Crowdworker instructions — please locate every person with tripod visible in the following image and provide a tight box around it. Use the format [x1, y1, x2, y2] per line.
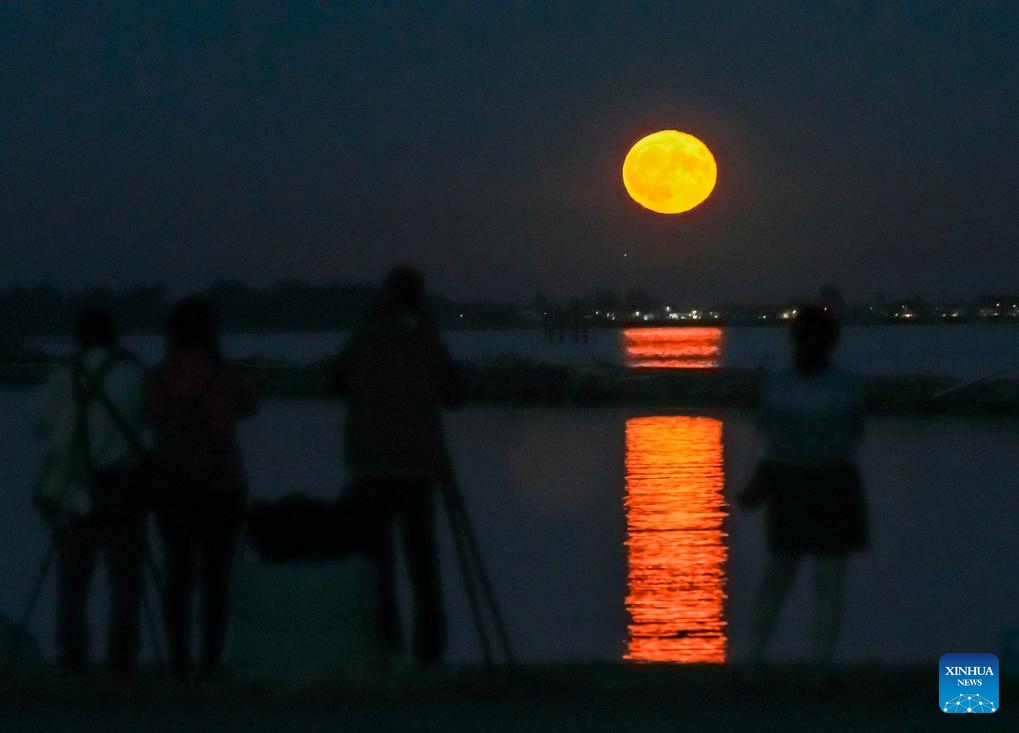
[34, 308, 149, 679]
[331, 267, 465, 666]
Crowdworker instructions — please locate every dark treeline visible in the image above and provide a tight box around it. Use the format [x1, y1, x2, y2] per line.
[0, 280, 523, 337]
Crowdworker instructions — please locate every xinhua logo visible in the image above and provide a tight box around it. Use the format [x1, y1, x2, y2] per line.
[940, 653, 998, 713]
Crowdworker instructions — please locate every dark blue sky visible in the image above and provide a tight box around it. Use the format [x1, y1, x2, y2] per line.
[2, 2, 1017, 303]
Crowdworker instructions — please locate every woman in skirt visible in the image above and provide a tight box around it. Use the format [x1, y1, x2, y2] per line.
[738, 304, 868, 692]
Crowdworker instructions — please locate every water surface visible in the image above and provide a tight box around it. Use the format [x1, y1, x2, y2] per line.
[1, 394, 1017, 665]
[32, 323, 1019, 377]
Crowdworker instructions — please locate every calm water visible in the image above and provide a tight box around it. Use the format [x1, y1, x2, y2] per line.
[33, 323, 1019, 377]
[2, 392, 1017, 665]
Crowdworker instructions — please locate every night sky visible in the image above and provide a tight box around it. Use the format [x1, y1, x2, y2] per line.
[2, 2, 1017, 304]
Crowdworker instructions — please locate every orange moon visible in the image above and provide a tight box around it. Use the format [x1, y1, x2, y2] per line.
[622, 130, 717, 214]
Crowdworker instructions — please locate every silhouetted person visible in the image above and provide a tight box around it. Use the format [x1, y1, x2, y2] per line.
[738, 305, 868, 693]
[145, 298, 258, 681]
[331, 267, 465, 665]
[34, 308, 148, 678]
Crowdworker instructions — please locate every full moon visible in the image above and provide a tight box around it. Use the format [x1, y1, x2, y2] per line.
[622, 130, 717, 215]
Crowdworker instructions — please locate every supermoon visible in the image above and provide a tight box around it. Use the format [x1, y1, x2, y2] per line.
[622, 130, 717, 214]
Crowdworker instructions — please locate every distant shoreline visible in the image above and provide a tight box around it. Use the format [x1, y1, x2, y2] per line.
[3, 359, 1018, 416]
[13, 320, 1019, 339]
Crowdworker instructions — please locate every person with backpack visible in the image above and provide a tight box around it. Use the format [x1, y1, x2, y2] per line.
[145, 298, 258, 681]
[330, 267, 465, 666]
[34, 308, 149, 679]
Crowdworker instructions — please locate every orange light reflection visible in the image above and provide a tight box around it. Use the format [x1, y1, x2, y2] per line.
[622, 327, 722, 369]
[624, 416, 728, 663]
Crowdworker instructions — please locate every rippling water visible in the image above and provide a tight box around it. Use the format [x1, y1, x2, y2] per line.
[624, 416, 727, 663]
[31, 323, 1019, 377]
[622, 328, 722, 369]
[2, 395, 1018, 665]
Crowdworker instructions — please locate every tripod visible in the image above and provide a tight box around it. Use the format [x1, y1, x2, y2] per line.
[1, 525, 167, 680]
[0, 538, 56, 679]
[437, 459, 516, 673]
[140, 542, 167, 672]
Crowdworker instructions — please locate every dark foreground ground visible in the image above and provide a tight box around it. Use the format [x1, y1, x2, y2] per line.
[2, 662, 1014, 732]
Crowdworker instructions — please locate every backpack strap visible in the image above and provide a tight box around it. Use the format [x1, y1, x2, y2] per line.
[72, 350, 147, 470]
[71, 357, 110, 478]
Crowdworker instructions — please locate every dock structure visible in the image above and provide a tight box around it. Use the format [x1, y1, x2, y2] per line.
[542, 302, 589, 344]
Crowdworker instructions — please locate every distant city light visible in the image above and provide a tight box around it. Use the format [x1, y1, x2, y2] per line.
[534, 293, 1018, 327]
